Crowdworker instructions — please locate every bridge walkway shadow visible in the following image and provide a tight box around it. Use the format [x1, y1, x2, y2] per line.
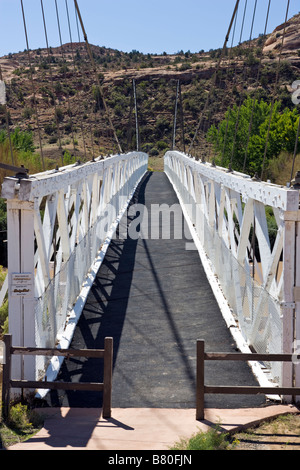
[43, 171, 265, 410]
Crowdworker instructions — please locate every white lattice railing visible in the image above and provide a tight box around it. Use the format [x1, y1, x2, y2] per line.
[165, 150, 300, 393]
[2, 151, 148, 383]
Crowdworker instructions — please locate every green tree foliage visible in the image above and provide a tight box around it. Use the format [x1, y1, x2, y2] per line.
[207, 98, 300, 176]
[0, 127, 35, 158]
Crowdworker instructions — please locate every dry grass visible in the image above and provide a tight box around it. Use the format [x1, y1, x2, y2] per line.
[267, 151, 300, 186]
[148, 155, 164, 172]
[232, 413, 300, 450]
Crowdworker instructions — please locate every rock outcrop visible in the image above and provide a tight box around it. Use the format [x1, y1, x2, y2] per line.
[263, 13, 300, 54]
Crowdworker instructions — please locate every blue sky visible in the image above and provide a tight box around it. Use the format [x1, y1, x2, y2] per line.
[1, 0, 300, 57]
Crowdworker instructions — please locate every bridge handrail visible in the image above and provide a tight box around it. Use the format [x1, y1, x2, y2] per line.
[1, 151, 148, 387]
[164, 150, 300, 393]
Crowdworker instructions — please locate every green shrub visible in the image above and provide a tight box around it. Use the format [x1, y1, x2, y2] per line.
[171, 425, 230, 450]
[7, 403, 44, 434]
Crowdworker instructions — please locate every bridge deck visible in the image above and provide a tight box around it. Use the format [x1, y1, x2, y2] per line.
[45, 172, 265, 409]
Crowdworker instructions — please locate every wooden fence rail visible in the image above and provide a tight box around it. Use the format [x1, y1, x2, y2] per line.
[1, 334, 113, 421]
[196, 339, 300, 420]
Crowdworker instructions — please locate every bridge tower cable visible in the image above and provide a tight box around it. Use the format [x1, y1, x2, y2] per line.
[188, 0, 240, 156]
[20, 0, 45, 170]
[74, 0, 123, 154]
[71, 2, 98, 160]
[127, 84, 134, 152]
[40, 0, 64, 165]
[239, 0, 248, 45]
[133, 79, 140, 152]
[242, 0, 272, 173]
[229, 0, 258, 171]
[74, 1, 81, 43]
[214, 0, 244, 166]
[260, 0, 291, 181]
[218, 0, 240, 166]
[171, 79, 180, 151]
[205, 3, 242, 163]
[178, 81, 186, 153]
[65, 0, 92, 160]
[54, 0, 77, 154]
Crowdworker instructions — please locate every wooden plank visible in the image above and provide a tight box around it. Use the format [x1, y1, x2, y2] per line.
[204, 352, 296, 362]
[10, 380, 104, 392]
[103, 337, 113, 419]
[196, 340, 205, 420]
[11, 347, 105, 358]
[204, 385, 300, 395]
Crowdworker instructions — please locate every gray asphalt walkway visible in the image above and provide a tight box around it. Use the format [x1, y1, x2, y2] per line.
[42, 171, 265, 409]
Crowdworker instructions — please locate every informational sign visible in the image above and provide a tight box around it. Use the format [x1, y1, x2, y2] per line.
[11, 272, 34, 297]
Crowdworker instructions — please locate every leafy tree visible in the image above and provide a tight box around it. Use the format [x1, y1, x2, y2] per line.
[207, 97, 300, 176]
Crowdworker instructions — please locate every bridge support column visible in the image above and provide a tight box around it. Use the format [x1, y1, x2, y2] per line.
[283, 212, 300, 401]
[294, 216, 300, 394]
[7, 199, 36, 389]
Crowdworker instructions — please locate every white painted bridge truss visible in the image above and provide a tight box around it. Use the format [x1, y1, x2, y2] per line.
[165, 150, 300, 392]
[1, 151, 148, 382]
[2, 148, 300, 396]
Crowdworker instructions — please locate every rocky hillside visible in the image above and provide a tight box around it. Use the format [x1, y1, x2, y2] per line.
[1, 13, 300, 167]
[264, 13, 300, 55]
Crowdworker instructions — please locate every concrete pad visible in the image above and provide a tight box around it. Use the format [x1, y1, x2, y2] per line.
[7, 405, 298, 451]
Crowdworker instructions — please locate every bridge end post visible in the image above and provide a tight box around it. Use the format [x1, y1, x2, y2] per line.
[103, 337, 113, 419]
[196, 339, 205, 420]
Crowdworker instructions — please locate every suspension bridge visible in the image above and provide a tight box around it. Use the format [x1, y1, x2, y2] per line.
[1, 0, 300, 416]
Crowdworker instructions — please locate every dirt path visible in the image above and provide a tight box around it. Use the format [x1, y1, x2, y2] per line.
[232, 413, 300, 450]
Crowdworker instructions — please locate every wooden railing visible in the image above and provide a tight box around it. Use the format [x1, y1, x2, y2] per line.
[1, 334, 113, 421]
[196, 339, 300, 420]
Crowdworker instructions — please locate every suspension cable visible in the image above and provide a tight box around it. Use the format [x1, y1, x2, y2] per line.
[20, 0, 45, 170]
[178, 82, 186, 153]
[74, 2, 81, 43]
[65, 0, 89, 159]
[133, 79, 140, 152]
[242, 0, 271, 172]
[40, 0, 64, 164]
[219, 0, 240, 165]
[219, 0, 251, 166]
[239, 0, 248, 44]
[260, 0, 290, 180]
[229, 0, 258, 170]
[172, 80, 180, 150]
[74, 0, 123, 154]
[188, 0, 240, 155]
[54, 0, 77, 153]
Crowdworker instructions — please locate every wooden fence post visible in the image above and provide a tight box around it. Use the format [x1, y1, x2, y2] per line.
[2, 334, 12, 421]
[196, 339, 205, 420]
[103, 337, 113, 419]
